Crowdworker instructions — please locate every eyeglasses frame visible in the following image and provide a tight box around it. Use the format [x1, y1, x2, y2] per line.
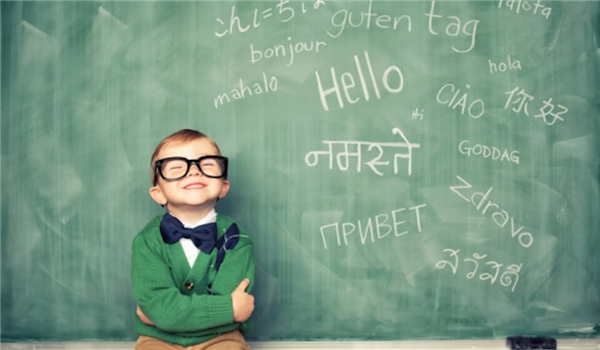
[154, 155, 229, 184]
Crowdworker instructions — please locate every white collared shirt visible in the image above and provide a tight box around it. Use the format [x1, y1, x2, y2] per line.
[175, 209, 217, 267]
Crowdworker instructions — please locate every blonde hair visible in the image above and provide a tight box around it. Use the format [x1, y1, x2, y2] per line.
[150, 129, 222, 185]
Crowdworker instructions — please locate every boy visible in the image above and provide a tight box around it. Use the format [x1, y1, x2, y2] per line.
[131, 129, 255, 350]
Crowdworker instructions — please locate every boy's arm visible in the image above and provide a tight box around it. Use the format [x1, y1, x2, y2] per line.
[131, 235, 234, 333]
[209, 240, 255, 297]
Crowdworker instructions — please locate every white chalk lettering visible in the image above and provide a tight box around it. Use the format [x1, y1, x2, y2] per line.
[319, 205, 427, 249]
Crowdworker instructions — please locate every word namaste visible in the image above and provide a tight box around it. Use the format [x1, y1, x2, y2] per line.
[305, 127, 420, 176]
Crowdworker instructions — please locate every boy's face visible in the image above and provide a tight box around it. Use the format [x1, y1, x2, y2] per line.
[149, 138, 230, 221]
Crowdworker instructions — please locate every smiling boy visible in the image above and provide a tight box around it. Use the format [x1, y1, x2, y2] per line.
[131, 129, 254, 350]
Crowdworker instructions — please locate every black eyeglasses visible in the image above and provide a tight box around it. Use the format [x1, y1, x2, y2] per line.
[154, 156, 228, 183]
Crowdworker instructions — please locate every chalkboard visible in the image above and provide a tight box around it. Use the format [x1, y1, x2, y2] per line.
[2, 0, 599, 342]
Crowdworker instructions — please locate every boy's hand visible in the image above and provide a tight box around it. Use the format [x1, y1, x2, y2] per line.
[136, 305, 154, 326]
[231, 279, 254, 323]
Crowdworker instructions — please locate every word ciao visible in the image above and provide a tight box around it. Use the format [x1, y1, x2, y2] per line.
[498, 0, 552, 19]
[215, 0, 326, 37]
[315, 51, 404, 112]
[436, 83, 485, 119]
[213, 72, 278, 109]
[305, 128, 420, 176]
[458, 140, 520, 165]
[251, 37, 327, 67]
[489, 55, 522, 74]
[320, 204, 427, 249]
[450, 176, 534, 248]
[436, 248, 523, 292]
[327, 1, 479, 53]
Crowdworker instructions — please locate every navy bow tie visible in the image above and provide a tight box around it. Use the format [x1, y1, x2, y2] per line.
[159, 213, 217, 254]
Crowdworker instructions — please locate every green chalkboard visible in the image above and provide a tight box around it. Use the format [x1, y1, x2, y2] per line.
[2, 0, 599, 342]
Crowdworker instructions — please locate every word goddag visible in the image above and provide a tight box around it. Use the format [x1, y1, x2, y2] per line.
[450, 175, 534, 248]
[458, 140, 520, 165]
[305, 127, 420, 176]
[315, 51, 404, 112]
[319, 204, 427, 250]
[327, 1, 479, 54]
[436, 248, 523, 292]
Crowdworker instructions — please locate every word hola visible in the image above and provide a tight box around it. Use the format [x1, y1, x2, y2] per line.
[458, 140, 520, 165]
[319, 204, 427, 249]
[450, 175, 534, 248]
[315, 50, 404, 111]
[250, 37, 327, 67]
[213, 72, 278, 109]
[436, 248, 523, 292]
[498, 0, 551, 20]
[436, 83, 485, 119]
[489, 55, 522, 74]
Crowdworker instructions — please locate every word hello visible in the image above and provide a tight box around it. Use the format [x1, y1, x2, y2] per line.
[315, 50, 404, 111]
[458, 140, 520, 164]
[250, 37, 327, 67]
[327, 0, 479, 53]
[450, 176, 534, 248]
[213, 72, 277, 109]
[436, 248, 523, 292]
[498, 0, 551, 19]
[436, 83, 485, 119]
[489, 55, 522, 74]
[319, 204, 427, 249]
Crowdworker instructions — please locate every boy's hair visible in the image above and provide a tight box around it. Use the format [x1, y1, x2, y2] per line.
[150, 129, 222, 185]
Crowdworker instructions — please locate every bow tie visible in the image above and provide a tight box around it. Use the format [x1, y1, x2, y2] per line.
[159, 213, 217, 254]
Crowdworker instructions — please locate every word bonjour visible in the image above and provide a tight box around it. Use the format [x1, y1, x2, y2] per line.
[450, 176, 534, 248]
[250, 37, 327, 67]
[489, 55, 522, 74]
[319, 204, 427, 249]
[315, 51, 404, 112]
[436, 83, 485, 119]
[436, 248, 522, 292]
[213, 72, 278, 109]
[305, 127, 420, 176]
[498, 0, 552, 19]
[458, 140, 520, 165]
[327, 1, 479, 54]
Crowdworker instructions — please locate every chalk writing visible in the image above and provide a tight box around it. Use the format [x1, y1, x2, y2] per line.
[437, 248, 523, 292]
[326, 1, 480, 53]
[320, 204, 427, 250]
[411, 108, 424, 120]
[305, 128, 420, 176]
[315, 51, 404, 111]
[213, 72, 278, 109]
[250, 37, 327, 67]
[458, 140, 520, 164]
[450, 175, 534, 248]
[489, 55, 522, 74]
[215, 0, 326, 37]
[504, 87, 568, 126]
[498, 0, 551, 19]
[436, 83, 485, 119]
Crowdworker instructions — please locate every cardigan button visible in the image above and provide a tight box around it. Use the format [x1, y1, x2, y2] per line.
[184, 281, 194, 290]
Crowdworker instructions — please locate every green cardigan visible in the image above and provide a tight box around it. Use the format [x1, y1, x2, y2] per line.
[131, 214, 254, 347]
